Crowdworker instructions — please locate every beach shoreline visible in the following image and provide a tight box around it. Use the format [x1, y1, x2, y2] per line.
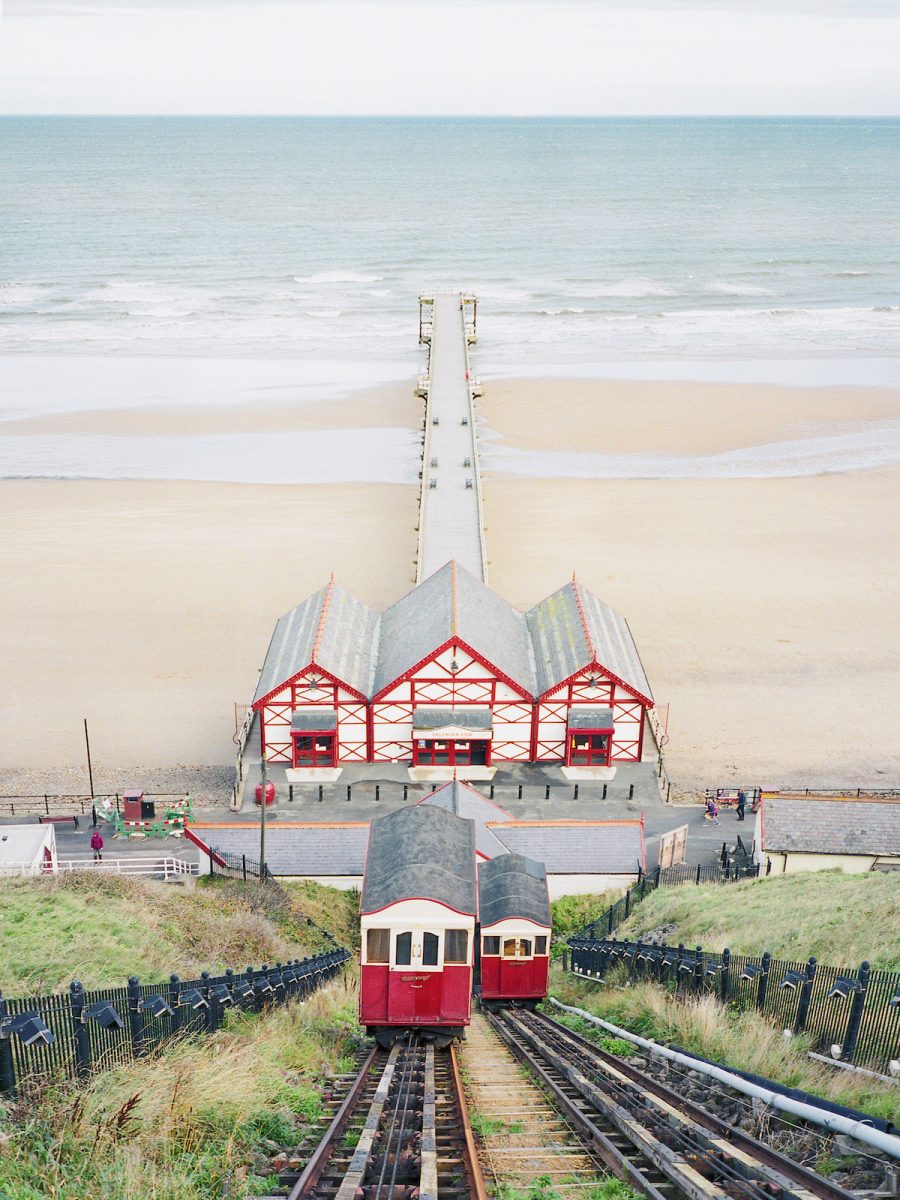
[1, 372, 897, 791]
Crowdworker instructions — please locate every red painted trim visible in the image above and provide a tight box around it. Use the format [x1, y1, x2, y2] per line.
[373, 637, 532, 702]
[311, 578, 335, 665]
[539, 661, 652, 708]
[184, 824, 226, 867]
[361, 899, 477, 919]
[254, 661, 368, 710]
[291, 730, 338, 769]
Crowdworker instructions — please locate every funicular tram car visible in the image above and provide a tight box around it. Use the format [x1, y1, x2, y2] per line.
[477, 853, 551, 1009]
[359, 805, 477, 1047]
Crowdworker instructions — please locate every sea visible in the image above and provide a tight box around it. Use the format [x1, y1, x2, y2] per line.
[1, 116, 899, 481]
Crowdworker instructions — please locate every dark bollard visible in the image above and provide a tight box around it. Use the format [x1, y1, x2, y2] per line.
[375, 785, 380, 802]
[602, 784, 607, 799]
[318, 785, 323, 802]
[403, 784, 408, 802]
[517, 784, 523, 799]
[628, 784, 634, 799]
[545, 784, 551, 800]
[573, 784, 579, 800]
[288, 785, 294, 804]
[346, 784, 351, 802]
[489, 784, 494, 799]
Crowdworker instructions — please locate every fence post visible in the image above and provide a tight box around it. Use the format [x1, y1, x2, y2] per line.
[70, 980, 91, 1079]
[562, 949, 568, 972]
[695, 864, 702, 885]
[639, 875, 646, 901]
[607, 906, 614, 936]
[794, 957, 817, 1033]
[756, 951, 771, 1012]
[624, 888, 631, 918]
[169, 974, 183, 1034]
[655, 865, 661, 887]
[127, 975, 145, 1057]
[720, 948, 730, 1002]
[0, 991, 15, 1095]
[693, 945, 704, 992]
[843, 961, 871, 1062]
[222, 969, 234, 1029]
[201, 971, 215, 1032]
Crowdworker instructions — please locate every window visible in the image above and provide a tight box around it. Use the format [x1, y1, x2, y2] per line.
[422, 931, 440, 966]
[534, 936, 548, 956]
[366, 928, 389, 963]
[395, 931, 412, 966]
[445, 930, 468, 963]
[502, 938, 532, 958]
[482, 936, 500, 955]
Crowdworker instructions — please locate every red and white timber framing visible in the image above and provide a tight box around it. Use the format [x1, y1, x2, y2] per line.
[253, 642, 651, 767]
[255, 666, 369, 766]
[371, 641, 533, 763]
[534, 666, 647, 765]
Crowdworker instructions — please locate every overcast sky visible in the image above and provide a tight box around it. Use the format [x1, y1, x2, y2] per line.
[1, 0, 898, 116]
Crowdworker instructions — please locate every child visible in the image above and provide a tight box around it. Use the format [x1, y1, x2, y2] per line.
[704, 798, 720, 825]
[90, 829, 104, 861]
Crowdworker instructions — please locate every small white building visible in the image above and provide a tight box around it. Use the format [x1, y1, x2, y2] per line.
[0, 824, 58, 877]
[754, 795, 900, 875]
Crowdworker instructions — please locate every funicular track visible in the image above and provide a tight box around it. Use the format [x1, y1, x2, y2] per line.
[485, 1005, 861, 1200]
[262, 1037, 487, 1200]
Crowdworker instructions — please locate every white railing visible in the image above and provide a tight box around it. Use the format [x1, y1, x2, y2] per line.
[0, 857, 199, 880]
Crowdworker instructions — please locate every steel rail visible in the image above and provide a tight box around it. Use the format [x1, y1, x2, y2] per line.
[484, 1009, 673, 1200]
[282, 1045, 380, 1200]
[528, 1007, 860, 1200]
[449, 1042, 490, 1200]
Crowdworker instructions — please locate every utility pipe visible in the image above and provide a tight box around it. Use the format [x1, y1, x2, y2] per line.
[548, 997, 900, 1161]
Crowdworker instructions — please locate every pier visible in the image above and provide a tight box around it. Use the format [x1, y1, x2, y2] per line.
[415, 293, 487, 584]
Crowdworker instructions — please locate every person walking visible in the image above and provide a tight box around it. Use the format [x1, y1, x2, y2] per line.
[90, 829, 104, 861]
[704, 798, 720, 825]
[736, 790, 746, 822]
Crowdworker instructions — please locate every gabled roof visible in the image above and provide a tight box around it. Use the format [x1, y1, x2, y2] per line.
[253, 580, 378, 705]
[526, 580, 652, 703]
[760, 797, 900, 856]
[203, 824, 370, 876]
[361, 805, 477, 915]
[372, 561, 535, 698]
[478, 853, 551, 929]
[490, 821, 644, 874]
[418, 780, 513, 858]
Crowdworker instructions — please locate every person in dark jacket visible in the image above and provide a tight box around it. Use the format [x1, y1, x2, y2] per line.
[90, 830, 104, 860]
[736, 791, 746, 821]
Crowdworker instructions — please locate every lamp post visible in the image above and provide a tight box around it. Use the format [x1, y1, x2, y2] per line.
[259, 751, 267, 876]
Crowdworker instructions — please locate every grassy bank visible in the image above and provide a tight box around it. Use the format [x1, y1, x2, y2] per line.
[550, 890, 625, 954]
[613, 872, 900, 970]
[550, 970, 900, 1126]
[0, 874, 360, 994]
[0, 975, 361, 1200]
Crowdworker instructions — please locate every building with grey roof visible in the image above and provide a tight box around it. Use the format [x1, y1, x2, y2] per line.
[249, 561, 653, 772]
[755, 796, 900, 876]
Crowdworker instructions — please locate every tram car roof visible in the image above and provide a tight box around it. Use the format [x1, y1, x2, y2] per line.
[478, 853, 551, 930]
[361, 805, 477, 916]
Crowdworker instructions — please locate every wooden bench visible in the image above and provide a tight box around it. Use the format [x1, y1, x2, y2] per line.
[39, 814, 81, 829]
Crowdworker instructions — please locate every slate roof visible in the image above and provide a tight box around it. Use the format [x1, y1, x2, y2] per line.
[372, 561, 535, 697]
[252, 565, 651, 710]
[761, 798, 900, 856]
[361, 805, 477, 915]
[253, 582, 377, 705]
[490, 822, 644, 874]
[292, 709, 337, 732]
[418, 781, 512, 858]
[527, 581, 652, 702]
[206, 825, 369, 876]
[478, 853, 551, 929]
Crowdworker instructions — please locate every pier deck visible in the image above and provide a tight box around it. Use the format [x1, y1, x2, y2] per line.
[416, 293, 487, 584]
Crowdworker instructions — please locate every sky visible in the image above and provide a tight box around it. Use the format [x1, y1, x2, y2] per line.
[1, 0, 898, 116]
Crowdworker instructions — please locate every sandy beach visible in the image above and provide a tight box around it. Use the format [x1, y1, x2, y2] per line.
[2, 372, 898, 791]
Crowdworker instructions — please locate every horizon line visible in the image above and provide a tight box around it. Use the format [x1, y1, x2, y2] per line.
[3, 112, 900, 120]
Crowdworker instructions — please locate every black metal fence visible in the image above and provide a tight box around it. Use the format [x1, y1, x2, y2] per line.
[568, 937, 900, 1070]
[0, 793, 190, 819]
[574, 851, 760, 943]
[0, 949, 349, 1096]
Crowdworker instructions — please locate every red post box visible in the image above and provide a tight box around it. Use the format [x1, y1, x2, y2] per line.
[255, 781, 275, 806]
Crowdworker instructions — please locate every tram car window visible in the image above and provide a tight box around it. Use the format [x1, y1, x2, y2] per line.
[477, 853, 551, 1010]
[359, 805, 477, 1048]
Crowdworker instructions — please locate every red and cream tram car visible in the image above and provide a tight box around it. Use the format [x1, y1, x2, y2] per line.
[359, 805, 477, 1047]
[478, 853, 551, 1009]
